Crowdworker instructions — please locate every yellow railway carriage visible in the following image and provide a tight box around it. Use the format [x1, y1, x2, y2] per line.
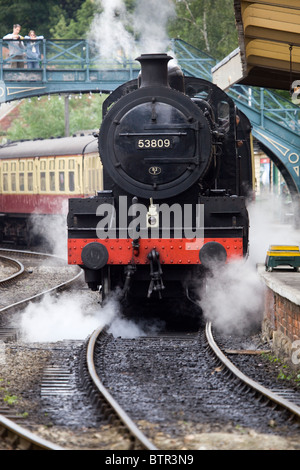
[0, 134, 102, 243]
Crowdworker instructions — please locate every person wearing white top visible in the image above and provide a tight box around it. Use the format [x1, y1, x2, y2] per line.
[3, 24, 25, 68]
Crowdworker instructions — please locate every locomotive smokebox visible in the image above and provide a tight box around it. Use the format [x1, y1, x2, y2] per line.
[136, 53, 172, 88]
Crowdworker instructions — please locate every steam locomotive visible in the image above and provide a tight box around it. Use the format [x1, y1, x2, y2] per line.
[67, 53, 253, 304]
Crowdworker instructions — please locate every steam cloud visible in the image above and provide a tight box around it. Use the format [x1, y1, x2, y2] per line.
[19, 291, 150, 342]
[29, 199, 68, 260]
[199, 260, 264, 335]
[88, 0, 176, 60]
[199, 194, 300, 335]
[247, 196, 299, 265]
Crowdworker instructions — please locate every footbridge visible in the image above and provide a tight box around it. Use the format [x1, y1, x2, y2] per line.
[0, 37, 299, 198]
[174, 41, 300, 200]
[0, 38, 141, 102]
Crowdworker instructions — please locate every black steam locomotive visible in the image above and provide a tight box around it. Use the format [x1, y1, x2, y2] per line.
[67, 53, 253, 304]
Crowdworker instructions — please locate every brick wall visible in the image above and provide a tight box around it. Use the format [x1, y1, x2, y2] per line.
[263, 286, 300, 369]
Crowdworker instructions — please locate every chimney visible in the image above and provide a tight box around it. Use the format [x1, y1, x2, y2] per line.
[136, 53, 172, 88]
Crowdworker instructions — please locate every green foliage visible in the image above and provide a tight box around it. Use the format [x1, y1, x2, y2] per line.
[6, 93, 107, 141]
[0, 0, 238, 59]
[262, 353, 300, 388]
[1, 0, 241, 140]
[50, 0, 99, 39]
[0, 0, 88, 38]
[4, 394, 18, 405]
[169, 0, 238, 60]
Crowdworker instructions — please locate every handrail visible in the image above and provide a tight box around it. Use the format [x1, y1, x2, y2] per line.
[1, 38, 140, 72]
[172, 40, 300, 139]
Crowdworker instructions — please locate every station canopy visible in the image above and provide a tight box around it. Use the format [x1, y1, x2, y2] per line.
[212, 0, 300, 90]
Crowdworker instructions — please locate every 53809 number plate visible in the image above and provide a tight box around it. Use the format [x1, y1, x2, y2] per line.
[136, 138, 172, 149]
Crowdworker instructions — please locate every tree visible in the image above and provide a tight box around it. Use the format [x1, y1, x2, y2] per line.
[168, 0, 238, 60]
[50, 0, 99, 38]
[0, 0, 88, 38]
[0, 0, 53, 37]
[6, 93, 107, 141]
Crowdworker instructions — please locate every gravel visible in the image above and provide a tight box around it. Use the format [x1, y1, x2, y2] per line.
[0, 275, 299, 450]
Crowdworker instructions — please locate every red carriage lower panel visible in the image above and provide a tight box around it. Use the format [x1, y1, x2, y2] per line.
[68, 237, 243, 266]
[0, 194, 81, 216]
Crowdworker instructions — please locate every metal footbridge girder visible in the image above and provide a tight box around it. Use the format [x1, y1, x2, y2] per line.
[228, 85, 300, 196]
[0, 38, 140, 103]
[171, 40, 300, 198]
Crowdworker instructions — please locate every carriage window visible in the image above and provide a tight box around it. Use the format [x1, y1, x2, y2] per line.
[19, 162, 25, 171]
[11, 173, 16, 191]
[3, 163, 8, 172]
[40, 172, 46, 191]
[19, 173, 24, 191]
[3, 174, 8, 191]
[78, 164, 81, 187]
[69, 171, 75, 192]
[68, 159, 75, 170]
[28, 173, 33, 191]
[28, 161, 33, 171]
[11, 162, 16, 172]
[50, 172, 55, 191]
[59, 160, 65, 170]
[40, 161, 46, 171]
[49, 160, 55, 170]
[59, 172, 65, 191]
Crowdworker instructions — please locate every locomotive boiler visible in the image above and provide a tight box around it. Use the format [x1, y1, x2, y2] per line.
[67, 53, 253, 304]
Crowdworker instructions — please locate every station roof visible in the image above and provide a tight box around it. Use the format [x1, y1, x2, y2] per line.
[0, 134, 98, 159]
[212, 0, 300, 90]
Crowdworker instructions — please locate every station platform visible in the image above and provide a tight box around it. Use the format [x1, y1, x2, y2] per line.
[258, 264, 300, 307]
[257, 264, 300, 369]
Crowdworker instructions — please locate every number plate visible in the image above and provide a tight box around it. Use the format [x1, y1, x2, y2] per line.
[136, 138, 173, 149]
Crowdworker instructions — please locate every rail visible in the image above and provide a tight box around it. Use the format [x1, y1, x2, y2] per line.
[86, 326, 158, 450]
[206, 322, 300, 420]
[0, 255, 24, 286]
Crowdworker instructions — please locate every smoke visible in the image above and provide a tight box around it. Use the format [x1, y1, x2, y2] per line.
[88, 0, 176, 60]
[29, 200, 68, 260]
[19, 290, 157, 343]
[247, 195, 299, 266]
[131, 0, 176, 54]
[19, 292, 114, 342]
[199, 260, 264, 335]
[199, 193, 300, 335]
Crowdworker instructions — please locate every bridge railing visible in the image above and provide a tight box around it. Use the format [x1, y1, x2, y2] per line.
[229, 85, 300, 136]
[1, 37, 299, 139]
[0, 38, 140, 81]
[171, 40, 300, 139]
[171, 38, 216, 81]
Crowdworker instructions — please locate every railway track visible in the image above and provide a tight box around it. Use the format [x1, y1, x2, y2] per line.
[0, 248, 82, 450]
[81, 323, 299, 450]
[0, 248, 82, 314]
[1, 256, 299, 450]
[0, 254, 24, 286]
[205, 322, 300, 420]
[85, 327, 158, 450]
